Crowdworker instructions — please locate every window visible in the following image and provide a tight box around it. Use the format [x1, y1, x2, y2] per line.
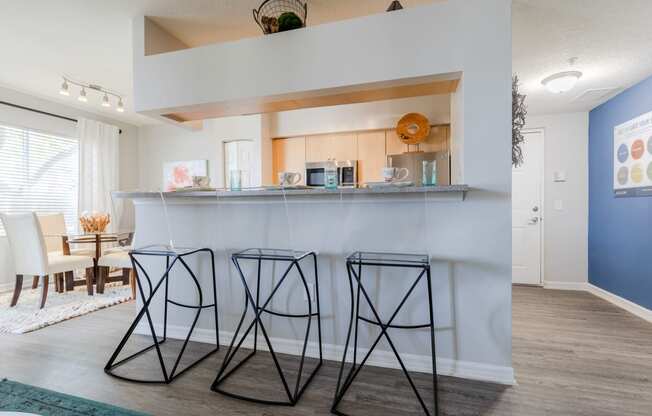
[0, 123, 78, 234]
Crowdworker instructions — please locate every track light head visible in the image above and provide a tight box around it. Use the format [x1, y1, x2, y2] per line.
[116, 98, 124, 112]
[78, 88, 88, 102]
[59, 80, 70, 96]
[101, 93, 111, 107]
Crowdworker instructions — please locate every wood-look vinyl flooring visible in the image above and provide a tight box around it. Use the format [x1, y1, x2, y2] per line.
[1, 286, 651, 415]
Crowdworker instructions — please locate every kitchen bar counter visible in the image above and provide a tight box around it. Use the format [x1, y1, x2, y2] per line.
[114, 184, 468, 201]
[117, 181, 514, 386]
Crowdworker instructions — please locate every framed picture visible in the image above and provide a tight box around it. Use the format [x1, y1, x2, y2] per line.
[613, 111, 652, 198]
[163, 160, 208, 191]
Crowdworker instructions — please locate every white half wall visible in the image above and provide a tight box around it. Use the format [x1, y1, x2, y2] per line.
[525, 112, 589, 287]
[0, 86, 139, 290]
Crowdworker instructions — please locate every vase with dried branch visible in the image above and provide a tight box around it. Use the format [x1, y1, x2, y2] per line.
[79, 212, 111, 234]
[512, 75, 527, 167]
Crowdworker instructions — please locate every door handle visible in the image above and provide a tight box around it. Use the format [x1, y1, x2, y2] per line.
[528, 217, 539, 225]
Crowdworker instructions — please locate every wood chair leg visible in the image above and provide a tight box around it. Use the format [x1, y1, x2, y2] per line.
[85, 268, 94, 296]
[39, 275, 49, 309]
[10, 275, 23, 307]
[65, 271, 74, 291]
[121, 268, 130, 285]
[129, 269, 137, 300]
[56, 273, 65, 293]
[97, 266, 107, 294]
[31, 276, 39, 289]
[54, 275, 60, 293]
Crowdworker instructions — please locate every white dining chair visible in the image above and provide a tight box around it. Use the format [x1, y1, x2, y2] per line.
[36, 213, 95, 292]
[0, 212, 95, 309]
[98, 252, 137, 300]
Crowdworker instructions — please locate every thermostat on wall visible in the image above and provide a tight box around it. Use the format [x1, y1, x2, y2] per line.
[553, 171, 567, 182]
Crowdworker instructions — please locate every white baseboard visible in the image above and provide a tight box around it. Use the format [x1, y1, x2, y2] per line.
[136, 323, 515, 386]
[543, 281, 588, 291]
[586, 284, 652, 323]
[540, 281, 652, 323]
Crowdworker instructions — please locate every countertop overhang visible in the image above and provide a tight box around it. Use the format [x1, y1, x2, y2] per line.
[114, 185, 469, 203]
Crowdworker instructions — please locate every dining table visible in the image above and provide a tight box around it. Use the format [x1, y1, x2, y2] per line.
[62, 231, 132, 295]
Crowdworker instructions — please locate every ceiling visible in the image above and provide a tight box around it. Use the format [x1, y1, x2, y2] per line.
[513, 0, 652, 114]
[0, 0, 651, 126]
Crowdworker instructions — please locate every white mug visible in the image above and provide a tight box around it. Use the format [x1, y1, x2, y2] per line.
[278, 171, 302, 186]
[382, 167, 409, 182]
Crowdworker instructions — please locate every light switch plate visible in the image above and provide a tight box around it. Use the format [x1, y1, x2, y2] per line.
[554, 200, 563, 211]
[553, 171, 567, 182]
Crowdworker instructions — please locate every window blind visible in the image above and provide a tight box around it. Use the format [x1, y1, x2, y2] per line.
[0, 123, 78, 234]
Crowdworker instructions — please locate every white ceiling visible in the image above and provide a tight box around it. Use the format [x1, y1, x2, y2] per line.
[0, 0, 651, 126]
[513, 0, 652, 115]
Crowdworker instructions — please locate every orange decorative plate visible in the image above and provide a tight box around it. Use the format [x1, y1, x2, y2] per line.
[396, 113, 431, 145]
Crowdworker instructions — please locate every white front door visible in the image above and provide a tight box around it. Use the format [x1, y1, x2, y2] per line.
[512, 129, 544, 285]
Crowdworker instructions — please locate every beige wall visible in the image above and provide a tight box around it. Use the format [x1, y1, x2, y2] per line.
[137, 115, 262, 190]
[525, 112, 589, 288]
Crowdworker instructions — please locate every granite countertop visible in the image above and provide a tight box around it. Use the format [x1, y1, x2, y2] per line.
[113, 185, 469, 200]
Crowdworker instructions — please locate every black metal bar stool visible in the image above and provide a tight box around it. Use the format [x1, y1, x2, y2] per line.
[332, 251, 438, 416]
[211, 248, 322, 406]
[104, 244, 220, 384]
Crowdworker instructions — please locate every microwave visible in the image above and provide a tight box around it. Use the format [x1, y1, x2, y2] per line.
[306, 160, 358, 188]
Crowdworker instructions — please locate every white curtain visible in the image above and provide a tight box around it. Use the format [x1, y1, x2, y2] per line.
[76, 118, 121, 232]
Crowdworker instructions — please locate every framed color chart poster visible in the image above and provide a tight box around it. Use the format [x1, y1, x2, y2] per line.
[613, 111, 652, 197]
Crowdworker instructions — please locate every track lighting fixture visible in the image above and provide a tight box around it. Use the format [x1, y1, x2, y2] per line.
[58, 76, 124, 112]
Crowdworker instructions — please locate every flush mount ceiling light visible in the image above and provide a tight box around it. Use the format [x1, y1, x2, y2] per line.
[58, 76, 125, 112]
[541, 71, 583, 94]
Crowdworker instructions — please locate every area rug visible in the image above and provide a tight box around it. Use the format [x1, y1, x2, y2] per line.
[0, 379, 148, 415]
[0, 284, 132, 334]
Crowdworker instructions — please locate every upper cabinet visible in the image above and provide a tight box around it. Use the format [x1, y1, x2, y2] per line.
[357, 131, 387, 184]
[420, 125, 449, 153]
[386, 125, 449, 155]
[272, 125, 450, 186]
[306, 133, 357, 162]
[386, 130, 407, 156]
[272, 137, 306, 185]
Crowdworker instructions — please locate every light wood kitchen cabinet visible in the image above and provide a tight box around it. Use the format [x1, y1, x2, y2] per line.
[306, 132, 357, 162]
[357, 131, 386, 184]
[272, 125, 450, 185]
[385, 129, 407, 155]
[419, 125, 449, 153]
[386, 125, 449, 154]
[272, 137, 306, 185]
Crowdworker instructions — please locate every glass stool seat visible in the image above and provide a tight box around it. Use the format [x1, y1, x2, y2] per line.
[233, 247, 315, 261]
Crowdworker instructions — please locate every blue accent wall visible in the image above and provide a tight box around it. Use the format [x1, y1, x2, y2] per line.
[589, 75, 652, 309]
